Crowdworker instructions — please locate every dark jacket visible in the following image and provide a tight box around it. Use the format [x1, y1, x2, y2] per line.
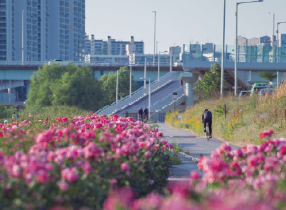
[202, 110, 212, 122]
[144, 108, 148, 115]
[139, 109, 143, 115]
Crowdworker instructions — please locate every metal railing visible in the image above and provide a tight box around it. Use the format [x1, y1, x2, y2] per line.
[0, 61, 182, 67]
[95, 71, 180, 116]
[150, 85, 185, 113]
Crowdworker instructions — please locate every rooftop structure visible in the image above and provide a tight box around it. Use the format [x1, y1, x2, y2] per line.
[85, 35, 144, 56]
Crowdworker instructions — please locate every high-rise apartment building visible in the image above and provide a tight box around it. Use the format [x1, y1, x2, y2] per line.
[0, 0, 85, 62]
[85, 35, 144, 56]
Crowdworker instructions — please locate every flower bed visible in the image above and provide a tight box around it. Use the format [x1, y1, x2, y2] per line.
[0, 114, 172, 209]
[105, 130, 286, 210]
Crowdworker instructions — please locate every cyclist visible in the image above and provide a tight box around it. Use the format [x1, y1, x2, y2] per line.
[202, 109, 212, 138]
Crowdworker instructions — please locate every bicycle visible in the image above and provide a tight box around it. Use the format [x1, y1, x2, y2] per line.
[206, 122, 210, 141]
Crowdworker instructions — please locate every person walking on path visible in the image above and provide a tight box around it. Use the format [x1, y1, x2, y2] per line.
[138, 108, 143, 121]
[143, 108, 149, 122]
[180, 79, 183, 87]
[12, 112, 17, 120]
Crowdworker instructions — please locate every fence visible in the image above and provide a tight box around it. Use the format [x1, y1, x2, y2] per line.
[120, 112, 166, 123]
[95, 71, 180, 116]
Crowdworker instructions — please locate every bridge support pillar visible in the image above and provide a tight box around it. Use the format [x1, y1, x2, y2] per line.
[181, 72, 198, 109]
[185, 82, 193, 108]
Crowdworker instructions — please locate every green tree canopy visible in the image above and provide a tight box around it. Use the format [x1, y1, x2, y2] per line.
[259, 71, 277, 82]
[26, 63, 103, 111]
[99, 66, 137, 106]
[195, 63, 224, 98]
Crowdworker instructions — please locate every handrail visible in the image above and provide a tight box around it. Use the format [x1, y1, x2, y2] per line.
[95, 72, 179, 116]
[150, 85, 185, 112]
[0, 61, 181, 67]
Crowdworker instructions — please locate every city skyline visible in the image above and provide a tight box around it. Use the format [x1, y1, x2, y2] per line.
[85, 0, 286, 54]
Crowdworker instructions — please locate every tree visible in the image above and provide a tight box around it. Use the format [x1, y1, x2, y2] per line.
[26, 63, 104, 111]
[99, 66, 137, 106]
[195, 63, 223, 98]
[259, 71, 277, 82]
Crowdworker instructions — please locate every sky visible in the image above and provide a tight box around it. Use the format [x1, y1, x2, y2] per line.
[85, 0, 286, 54]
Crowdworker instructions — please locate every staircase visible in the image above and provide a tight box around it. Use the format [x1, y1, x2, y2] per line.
[95, 72, 180, 116]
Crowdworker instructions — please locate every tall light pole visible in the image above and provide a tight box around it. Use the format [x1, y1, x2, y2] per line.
[170, 47, 172, 72]
[158, 51, 167, 81]
[152, 11, 156, 66]
[129, 54, 134, 97]
[235, 0, 263, 95]
[276, 21, 286, 63]
[269, 13, 275, 41]
[130, 64, 132, 97]
[116, 70, 127, 105]
[144, 57, 147, 88]
[22, 10, 24, 65]
[148, 78, 151, 120]
[221, 0, 226, 98]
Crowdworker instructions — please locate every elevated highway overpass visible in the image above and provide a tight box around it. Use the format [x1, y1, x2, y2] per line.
[0, 59, 285, 109]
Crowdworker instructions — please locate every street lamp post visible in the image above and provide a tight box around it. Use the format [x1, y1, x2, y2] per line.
[158, 51, 167, 81]
[148, 78, 151, 120]
[170, 48, 172, 72]
[144, 58, 147, 88]
[130, 64, 132, 97]
[276, 21, 286, 63]
[22, 10, 24, 65]
[221, 0, 226, 98]
[141, 77, 151, 120]
[235, 0, 263, 95]
[116, 70, 127, 105]
[152, 11, 156, 66]
[276, 21, 286, 88]
[269, 13, 275, 40]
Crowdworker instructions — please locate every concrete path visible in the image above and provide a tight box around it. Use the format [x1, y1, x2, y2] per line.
[157, 123, 240, 179]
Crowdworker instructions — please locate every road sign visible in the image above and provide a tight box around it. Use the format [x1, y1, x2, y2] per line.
[173, 92, 177, 101]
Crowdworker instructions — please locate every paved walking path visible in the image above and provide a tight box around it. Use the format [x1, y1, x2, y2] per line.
[157, 123, 240, 179]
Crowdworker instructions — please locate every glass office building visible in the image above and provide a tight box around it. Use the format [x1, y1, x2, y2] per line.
[182, 43, 286, 63]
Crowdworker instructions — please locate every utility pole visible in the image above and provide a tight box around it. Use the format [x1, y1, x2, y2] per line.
[144, 58, 147, 88]
[22, 10, 24, 65]
[221, 0, 226, 98]
[152, 11, 156, 66]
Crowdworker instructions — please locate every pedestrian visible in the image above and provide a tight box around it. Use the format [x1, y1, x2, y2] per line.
[180, 79, 183, 86]
[143, 108, 149, 122]
[12, 112, 17, 119]
[138, 108, 143, 121]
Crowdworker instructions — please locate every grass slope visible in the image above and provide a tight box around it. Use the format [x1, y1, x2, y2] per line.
[166, 83, 286, 146]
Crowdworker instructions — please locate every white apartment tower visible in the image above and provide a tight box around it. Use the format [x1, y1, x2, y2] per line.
[1, 0, 85, 62]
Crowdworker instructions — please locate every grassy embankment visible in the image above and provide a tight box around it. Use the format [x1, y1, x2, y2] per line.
[166, 83, 286, 146]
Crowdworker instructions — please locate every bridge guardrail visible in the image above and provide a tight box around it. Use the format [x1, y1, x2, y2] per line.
[150, 85, 185, 113]
[0, 61, 181, 67]
[95, 71, 180, 116]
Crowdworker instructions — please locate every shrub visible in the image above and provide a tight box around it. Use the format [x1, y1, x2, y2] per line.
[0, 114, 172, 209]
[104, 130, 286, 210]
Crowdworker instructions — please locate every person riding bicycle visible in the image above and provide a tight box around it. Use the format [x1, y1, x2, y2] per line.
[138, 108, 143, 121]
[143, 108, 149, 122]
[202, 109, 212, 138]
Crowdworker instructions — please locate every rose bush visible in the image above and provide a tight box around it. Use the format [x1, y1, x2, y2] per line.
[0, 114, 172, 209]
[105, 130, 286, 210]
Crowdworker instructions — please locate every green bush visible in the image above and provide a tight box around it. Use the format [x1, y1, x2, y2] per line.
[185, 123, 190, 129]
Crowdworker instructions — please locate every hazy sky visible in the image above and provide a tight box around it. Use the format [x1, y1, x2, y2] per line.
[85, 0, 286, 54]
